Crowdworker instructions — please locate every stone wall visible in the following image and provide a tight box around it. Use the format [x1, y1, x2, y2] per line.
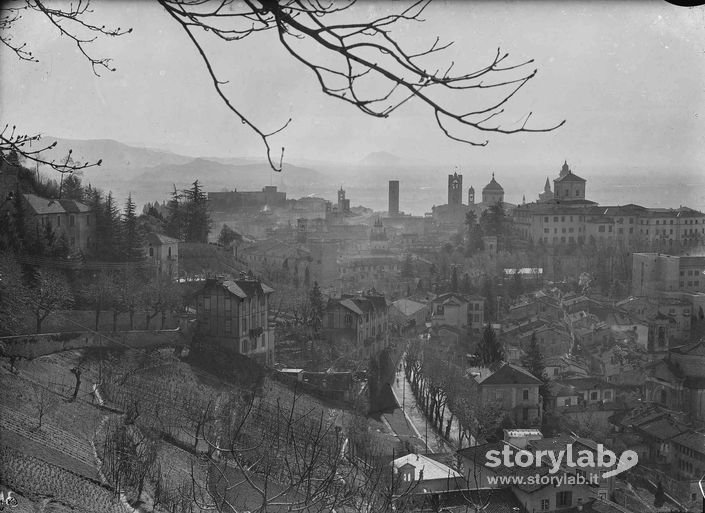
[0, 329, 190, 359]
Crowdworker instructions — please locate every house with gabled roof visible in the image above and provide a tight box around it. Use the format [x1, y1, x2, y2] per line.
[390, 298, 428, 334]
[144, 232, 179, 279]
[322, 292, 389, 358]
[430, 292, 469, 330]
[193, 276, 275, 365]
[391, 453, 463, 494]
[20, 193, 96, 254]
[457, 430, 615, 511]
[473, 362, 543, 426]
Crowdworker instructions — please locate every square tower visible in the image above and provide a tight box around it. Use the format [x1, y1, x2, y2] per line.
[389, 180, 399, 216]
[448, 173, 462, 206]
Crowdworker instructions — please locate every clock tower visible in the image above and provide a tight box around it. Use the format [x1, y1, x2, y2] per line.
[448, 172, 462, 206]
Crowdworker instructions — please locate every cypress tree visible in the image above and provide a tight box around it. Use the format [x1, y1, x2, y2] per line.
[183, 180, 211, 243]
[122, 194, 144, 261]
[165, 185, 183, 240]
[478, 324, 504, 367]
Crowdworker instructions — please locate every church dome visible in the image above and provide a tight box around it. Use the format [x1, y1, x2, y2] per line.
[483, 173, 503, 192]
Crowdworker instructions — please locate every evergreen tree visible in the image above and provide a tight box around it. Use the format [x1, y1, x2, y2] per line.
[450, 266, 459, 292]
[62, 173, 84, 200]
[165, 185, 183, 240]
[11, 184, 26, 252]
[465, 209, 484, 255]
[478, 324, 503, 367]
[97, 192, 122, 260]
[182, 180, 211, 243]
[522, 332, 551, 413]
[480, 202, 506, 237]
[122, 194, 144, 261]
[521, 332, 544, 378]
[309, 281, 324, 334]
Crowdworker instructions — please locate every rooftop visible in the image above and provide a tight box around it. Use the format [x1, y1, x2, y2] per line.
[392, 453, 461, 481]
[483, 173, 504, 192]
[475, 362, 543, 386]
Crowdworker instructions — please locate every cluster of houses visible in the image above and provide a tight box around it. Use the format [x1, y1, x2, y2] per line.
[387, 428, 628, 513]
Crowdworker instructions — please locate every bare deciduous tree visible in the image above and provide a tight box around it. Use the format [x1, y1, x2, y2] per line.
[27, 267, 74, 332]
[33, 383, 57, 430]
[2, 0, 564, 172]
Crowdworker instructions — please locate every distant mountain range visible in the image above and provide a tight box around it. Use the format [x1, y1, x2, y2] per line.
[31, 136, 705, 215]
[36, 136, 325, 207]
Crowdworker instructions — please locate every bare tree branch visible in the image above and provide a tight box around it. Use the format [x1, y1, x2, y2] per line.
[2, 0, 564, 174]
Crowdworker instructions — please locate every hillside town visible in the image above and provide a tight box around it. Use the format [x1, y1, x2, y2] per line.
[2, 150, 705, 512]
[2, 1, 705, 513]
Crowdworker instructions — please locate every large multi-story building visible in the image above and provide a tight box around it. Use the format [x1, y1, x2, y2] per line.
[208, 186, 287, 212]
[632, 253, 705, 296]
[193, 276, 275, 366]
[514, 162, 705, 249]
[19, 193, 96, 254]
[322, 292, 389, 358]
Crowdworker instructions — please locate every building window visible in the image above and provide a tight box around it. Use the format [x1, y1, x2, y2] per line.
[540, 499, 550, 511]
[57, 215, 61, 226]
[224, 319, 231, 334]
[203, 297, 211, 311]
[69, 215, 75, 227]
[149, 246, 154, 257]
[590, 391, 599, 401]
[168, 247, 172, 258]
[604, 390, 612, 401]
[522, 389, 529, 400]
[556, 491, 572, 507]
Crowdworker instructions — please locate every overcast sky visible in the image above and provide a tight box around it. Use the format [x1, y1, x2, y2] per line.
[2, 0, 704, 172]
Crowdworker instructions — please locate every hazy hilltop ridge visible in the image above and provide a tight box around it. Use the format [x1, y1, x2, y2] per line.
[359, 151, 402, 166]
[28, 136, 705, 216]
[35, 136, 325, 207]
